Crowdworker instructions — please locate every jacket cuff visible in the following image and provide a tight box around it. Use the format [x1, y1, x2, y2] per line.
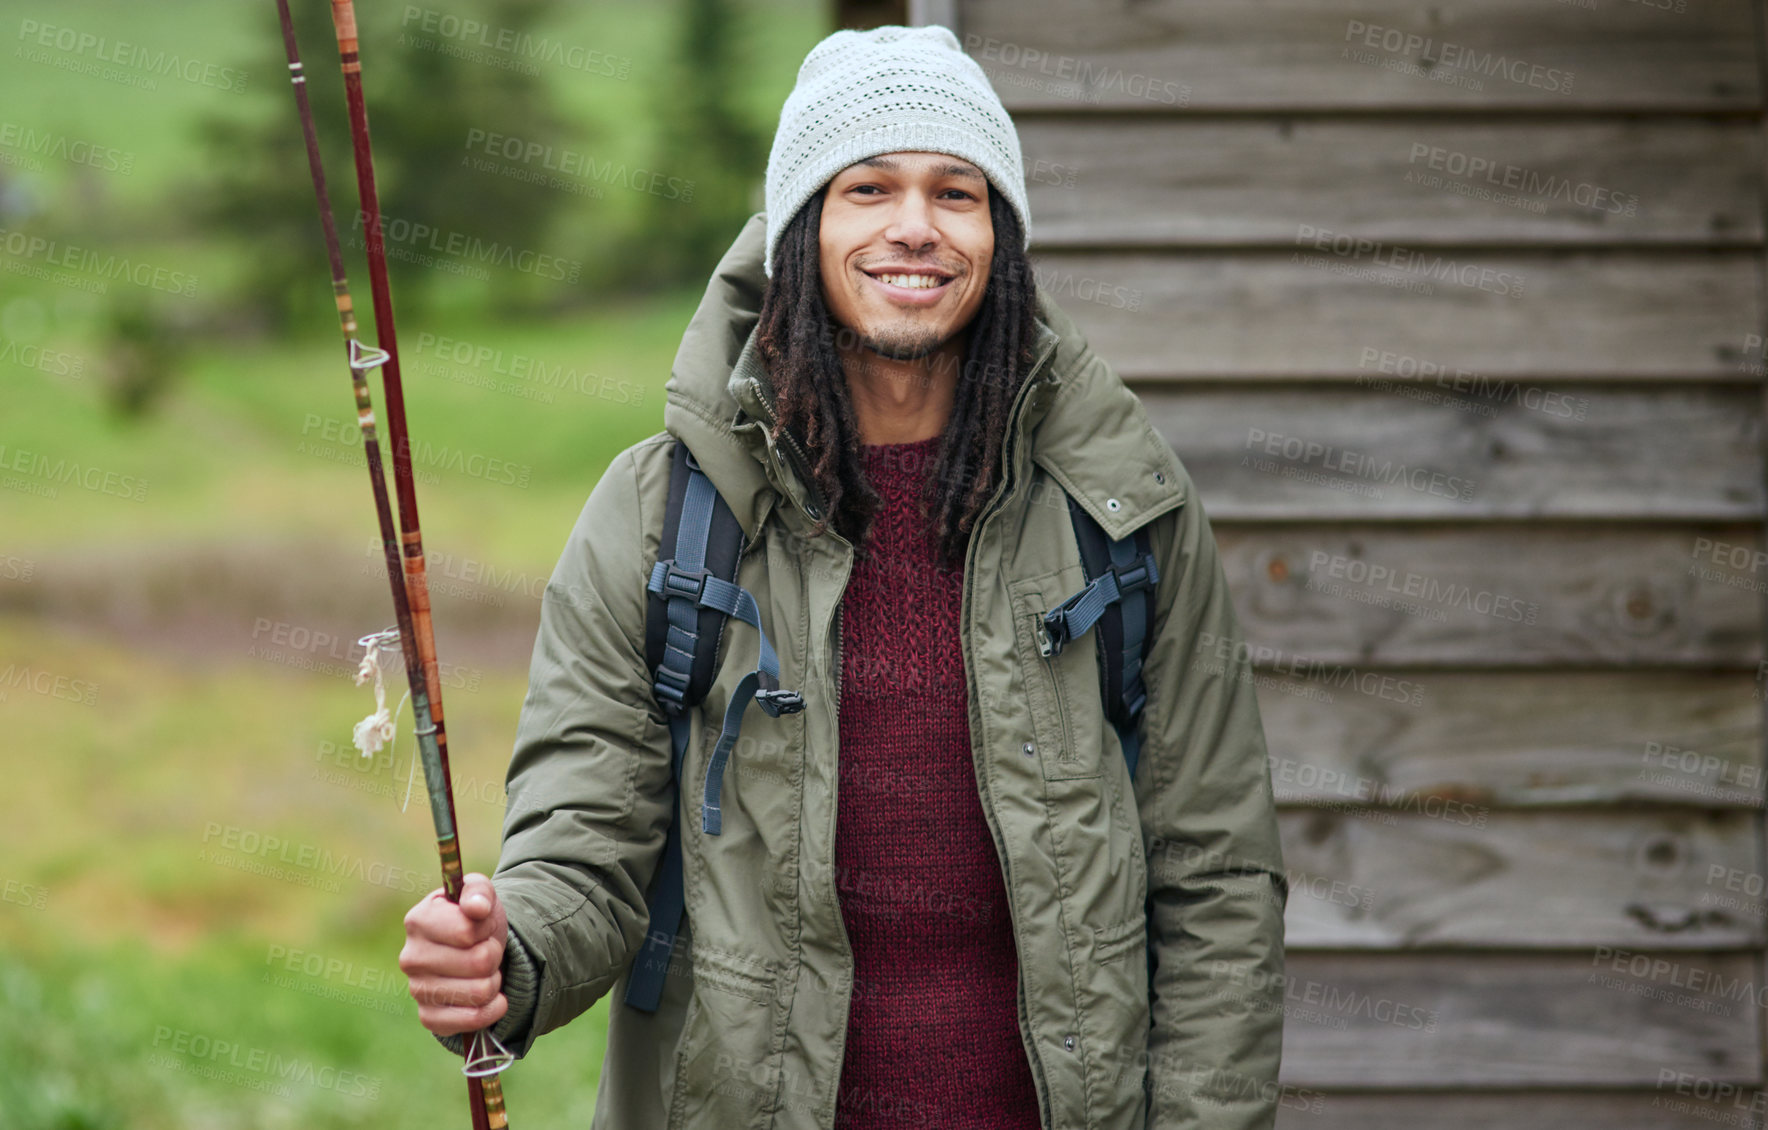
[433, 923, 543, 1060]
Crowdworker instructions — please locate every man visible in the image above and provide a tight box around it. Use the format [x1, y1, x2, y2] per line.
[400, 24, 1287, 1130]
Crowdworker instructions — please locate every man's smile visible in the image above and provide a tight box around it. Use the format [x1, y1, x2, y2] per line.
[859, 264, 956, 306]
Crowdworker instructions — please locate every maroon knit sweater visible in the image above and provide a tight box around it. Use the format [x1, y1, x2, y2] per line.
[832, 435, 1042, 1130]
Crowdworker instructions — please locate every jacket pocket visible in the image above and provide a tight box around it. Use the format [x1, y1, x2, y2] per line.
[667, 946, 782, 1130]
[1091, 911, 1147, 965]
[1078, 911, 1152, 1127]
[1009, 571, 1106, 780]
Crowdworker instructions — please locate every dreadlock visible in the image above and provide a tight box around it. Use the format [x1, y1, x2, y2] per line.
[754, 187, 1041, 569]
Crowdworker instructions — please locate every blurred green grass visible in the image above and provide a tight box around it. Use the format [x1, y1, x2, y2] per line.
[0, 278, 697, 1126]
[2, 291, 699, 557]
[0, 0, 829, 1124]
[0, 611, 624, 1128]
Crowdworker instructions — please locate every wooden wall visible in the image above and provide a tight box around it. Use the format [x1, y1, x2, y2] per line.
[923, 0, 1768, 1123]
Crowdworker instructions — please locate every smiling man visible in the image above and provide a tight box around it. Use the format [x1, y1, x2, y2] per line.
[813, 151, 991, 445]
[399, 24, 1287, 1130]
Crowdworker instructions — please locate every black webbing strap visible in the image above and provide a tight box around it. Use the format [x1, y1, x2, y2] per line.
[625, 443, 800, 1013]
[1045, 495, 1163, 994]
[626, 445, 735, 1012]
[1041, 495, 1159, 783]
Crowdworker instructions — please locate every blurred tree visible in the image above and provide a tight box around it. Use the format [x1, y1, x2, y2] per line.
[616, 0, 771, 290]
[100, 293, 183, 419]
[195, 0, 578, 332]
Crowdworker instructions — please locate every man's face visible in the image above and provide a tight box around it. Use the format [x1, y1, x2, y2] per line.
[818, 151, 995, 363]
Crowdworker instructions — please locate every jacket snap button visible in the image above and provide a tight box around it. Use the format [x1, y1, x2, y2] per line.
[1063, 1035, 1076, 1051]
[1022, 742, 1036, 757]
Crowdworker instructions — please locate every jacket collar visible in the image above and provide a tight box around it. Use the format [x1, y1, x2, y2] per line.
[662, 212, 1185, 545]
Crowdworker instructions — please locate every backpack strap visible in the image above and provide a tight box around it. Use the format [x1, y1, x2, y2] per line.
[644, 443, 745, 718]
[624, 442, 802, 1013]
[1043, 492, 1167, 994]
[1039, 495, 1160, 783]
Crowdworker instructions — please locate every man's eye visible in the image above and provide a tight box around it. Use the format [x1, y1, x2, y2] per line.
[846, 185, 974, 199]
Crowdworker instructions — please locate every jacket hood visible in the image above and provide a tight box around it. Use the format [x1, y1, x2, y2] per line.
[661, 211, 1186, 545]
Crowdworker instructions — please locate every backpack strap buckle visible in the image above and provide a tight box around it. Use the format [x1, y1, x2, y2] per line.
[1111, 555, 1159, 598]
[1039, 552, 1160, 658]
[755, 687, 805, 716]
[651, 559, 712, 603]
[1038, 602, 1078, 658]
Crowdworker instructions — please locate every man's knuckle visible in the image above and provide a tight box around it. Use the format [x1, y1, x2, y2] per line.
[441, 920, 473, 949]
[469, 941, 501, 976]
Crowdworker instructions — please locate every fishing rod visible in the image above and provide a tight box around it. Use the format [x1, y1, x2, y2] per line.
[273, 1, 510, 1126]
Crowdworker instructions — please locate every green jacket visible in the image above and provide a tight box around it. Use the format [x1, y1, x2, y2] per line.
[466, 211, 1288, 1129]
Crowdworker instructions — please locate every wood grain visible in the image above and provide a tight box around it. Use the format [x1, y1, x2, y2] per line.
[1271, 951, 1760, 1086]
[1143, 383, 1764, 519]
[1278, 809, 1763, 949]
[1273, 1090, 1767, 1130]
[962, 0, 1758, 110]
[1252, 669, 1763, 809]
[1022, 117, 1761, 247]
[1029, 251, 1760, 379]
[1212, 523, 1763, 666]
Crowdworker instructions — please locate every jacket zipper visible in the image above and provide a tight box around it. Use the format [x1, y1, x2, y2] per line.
[758, 348, 1058, 1126]
[750, 378, 832, 525]
[961, 354, 1059, 1130]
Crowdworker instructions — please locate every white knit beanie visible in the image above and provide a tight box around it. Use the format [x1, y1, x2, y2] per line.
[762, 24, 1030, 279]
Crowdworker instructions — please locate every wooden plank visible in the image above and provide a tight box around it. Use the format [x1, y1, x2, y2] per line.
[1213, 523, 1762, 666]
[1022, 117, 1762, 247]
[1254, 670, 1763, 809]
[1142, 383, 1764, 520]
[907, 0, 957, 29]
[841, 0, 908, 30]
[1271, 952, 1760, 1086]
[1029, 251, 1759, 380]
[1279, 809, 1763, 949]
[1274, 1090, 1767, 1130]
[961, 0, 1759, 110]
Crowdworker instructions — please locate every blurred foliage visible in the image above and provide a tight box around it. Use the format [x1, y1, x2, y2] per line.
[617, 0, 772, 289]
[195, 0, 780, 328]
[0, 0, 823, 420]
[194, 0, 579, 331]
[100, 293, 186, 418]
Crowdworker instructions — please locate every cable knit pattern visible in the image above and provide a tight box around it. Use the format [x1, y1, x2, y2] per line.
[833, 435, 1041, 1129]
